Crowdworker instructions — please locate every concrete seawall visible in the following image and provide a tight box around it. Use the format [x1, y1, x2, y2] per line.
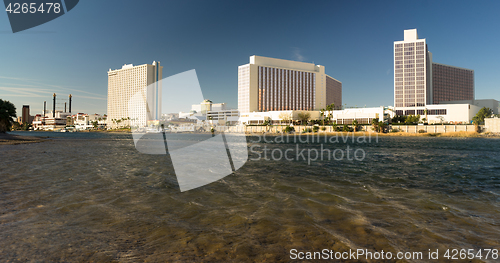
[485, 118, 500, 133]
[214, 125, 478, 134]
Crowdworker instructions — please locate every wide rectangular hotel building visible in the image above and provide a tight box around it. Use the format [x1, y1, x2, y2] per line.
[107, 61, 162, 128]
[238, 55, 341, 113]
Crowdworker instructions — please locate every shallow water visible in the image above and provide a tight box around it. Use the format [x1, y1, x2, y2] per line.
[1, 131, 499, 262]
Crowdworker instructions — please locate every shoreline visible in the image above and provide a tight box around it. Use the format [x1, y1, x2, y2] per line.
[244, 130, 500, 138]
[0, 133, 49, 145]
[7, 129, 500, 140]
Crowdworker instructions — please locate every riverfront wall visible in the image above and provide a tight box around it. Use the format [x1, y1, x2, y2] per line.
[214, 125, 477, 134]
[485, 118, 500, 133]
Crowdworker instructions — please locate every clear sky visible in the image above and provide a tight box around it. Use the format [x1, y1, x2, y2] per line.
[1, 0, 499, 116]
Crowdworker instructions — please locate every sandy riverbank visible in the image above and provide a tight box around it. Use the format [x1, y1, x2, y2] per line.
[0, 133, 49, 145]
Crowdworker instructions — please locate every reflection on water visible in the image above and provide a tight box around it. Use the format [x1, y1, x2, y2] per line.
[1, 132, 499, 262]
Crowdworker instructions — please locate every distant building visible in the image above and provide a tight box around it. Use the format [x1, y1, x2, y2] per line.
[432, 63, 474, 104]
[393, 29, 491, 124]
[161, 113, 179, 121]
[21, 105, 34, 124]
[72, 113, 107, 130]
[238, 55, 342, 113]
[206, 109, 239, 125]
[189, 99, 226, 115]
[32, 110, 71, 130]
[107, 61, 162, 128]
[179, 99, 228, 121]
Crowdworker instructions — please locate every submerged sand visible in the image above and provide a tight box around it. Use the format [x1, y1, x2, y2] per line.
[0, 133, 49, 145]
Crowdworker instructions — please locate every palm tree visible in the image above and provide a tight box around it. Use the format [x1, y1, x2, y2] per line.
[319, 108, 325, 126]
[325, 103, 335, 123]
[371, 118, 379, 132]
[352, 119, 359, 132]
[0, 99, 17, 133]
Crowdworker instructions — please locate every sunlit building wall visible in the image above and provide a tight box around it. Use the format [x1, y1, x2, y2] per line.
[238, 55, 342, 113]
[107, 61, 162, 128]
[394, 29, 433, 108]
[432, 63, 474, 104]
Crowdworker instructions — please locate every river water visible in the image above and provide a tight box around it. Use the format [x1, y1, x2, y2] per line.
[1, 131, 499, 262]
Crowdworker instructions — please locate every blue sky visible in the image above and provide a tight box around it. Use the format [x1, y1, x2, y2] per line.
[1, 0, 499, 116]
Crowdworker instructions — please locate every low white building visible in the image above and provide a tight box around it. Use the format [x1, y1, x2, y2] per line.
[237, 107, 387, 125]
[179, 99, 227, 121]
[443, 99, 499, 115]
[330, 107, 388, 124]
[395, 104, 482, 124]
[32, 111, 72, 130]
[206, 110, 240, 125]
[72, 113, 107, 130]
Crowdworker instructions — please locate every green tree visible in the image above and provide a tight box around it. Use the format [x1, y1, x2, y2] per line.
[0, 99, 17, 133]
[378, 122, 387, 133]
[21, 123, 32, 131]
[319, 108, 326, 126]
[325, 103, 335, 123]
[12, 121, 21, 131]
[352, 119, 360, 132]
[332, 122, 338, 132]
[284, 125, 295, 133]
[372, 118, 379, 132]
[391, 115, 406, 124]
[297, 111, 311, 125]
[472, 107, 493, 125]
[404, 115, 420, 125]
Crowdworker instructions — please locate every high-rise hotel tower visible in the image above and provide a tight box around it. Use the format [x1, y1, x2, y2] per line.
[394, 29, 474, 116]
[394, 29, 433, 108]
[107, 61, 162, 128]
[238, 55, 341, 113]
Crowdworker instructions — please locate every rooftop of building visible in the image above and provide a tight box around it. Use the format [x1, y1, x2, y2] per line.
[244, 55, 323, 73]
[432, 62, 474, 72]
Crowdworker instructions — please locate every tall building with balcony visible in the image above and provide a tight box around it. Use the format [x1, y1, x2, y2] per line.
[107, 61, 162, 128]
[238, 55, 341, 113]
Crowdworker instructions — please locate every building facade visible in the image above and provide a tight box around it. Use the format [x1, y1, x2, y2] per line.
[107, 61, 162, 128]
[21, 105, 34, 124]
[393, 29, 483, 123]
[238, 55, 342, 113]
[432, 63, 474, 104]
[394, 29, 433, 108]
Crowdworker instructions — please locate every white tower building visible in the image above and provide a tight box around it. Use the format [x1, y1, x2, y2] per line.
[107, 61, 162, 128]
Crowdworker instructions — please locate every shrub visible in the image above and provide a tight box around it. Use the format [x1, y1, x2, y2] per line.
[418, 129, 427, 133]
[302, 128, 312, 133]
[312, 126, 319, 132]
[342, 124, 353, 132]
[321, 126, 326, 131]
[390, 128, 401, 133]
[284, 126, 295, 133]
